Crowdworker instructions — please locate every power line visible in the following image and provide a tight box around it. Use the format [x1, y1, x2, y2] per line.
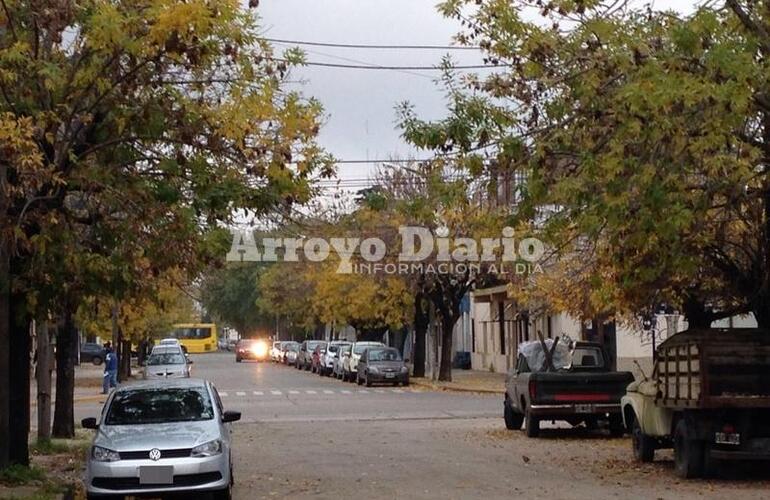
[275, 58, 508, 71]
[264, 37, 481, 51]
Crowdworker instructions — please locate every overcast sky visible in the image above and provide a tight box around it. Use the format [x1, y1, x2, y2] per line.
[257, 0, 699, 187]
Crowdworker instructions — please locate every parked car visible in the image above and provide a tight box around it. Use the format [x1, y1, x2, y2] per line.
[333, 344, 351, 379]
[310, 342, 328, 374]
[143, 346, 192, 379]
[235, 339, 269, 363]
[622, 328, 770, 478]
[296, 340, 326, 371]
[356, 347, 409, 387]
[282, 342, 299, 365]
[82, 378, 239, 500]
[80, 342, 106, 366]
[319, 341, 351, 377]
[270, 341, 283, 362]
[343, 341, 386, 382]
[504, 338, 633, 437]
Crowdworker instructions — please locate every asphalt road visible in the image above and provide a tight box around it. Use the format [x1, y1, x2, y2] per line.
[72, 352, 770, 500]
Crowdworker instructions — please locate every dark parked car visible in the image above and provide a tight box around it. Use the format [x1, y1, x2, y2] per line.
[80, 342, 105, 365]
[356, 347, 409, 387]
[504, 339, 633, 438]
[296, 340, 326, 371]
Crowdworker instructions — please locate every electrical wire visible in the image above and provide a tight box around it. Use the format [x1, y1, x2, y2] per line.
[274, 58, 508, 71]
[263, 37, 481, 51]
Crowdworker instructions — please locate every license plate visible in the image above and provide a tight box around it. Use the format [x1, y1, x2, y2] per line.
[715, 432, 740, 445]
[385, 373, 396, 379]
[574, 404, 594, 413]
[139, 466, 173, 485]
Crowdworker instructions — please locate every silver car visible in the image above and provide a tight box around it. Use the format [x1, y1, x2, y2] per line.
[143, 346, 191, 379]
[82, 379, 239, 500]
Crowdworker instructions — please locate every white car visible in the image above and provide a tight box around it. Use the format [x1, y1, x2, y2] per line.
[343, 342, 385, 382]
[318, 341, 351, 377]
[333, 344, 351, 379]
[270, 341, 283, 362]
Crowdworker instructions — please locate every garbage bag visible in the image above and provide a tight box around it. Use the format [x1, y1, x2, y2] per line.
[518, 338, 571, 372]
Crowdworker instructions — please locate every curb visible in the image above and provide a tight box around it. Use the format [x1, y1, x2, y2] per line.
[409, 378, 504, 395]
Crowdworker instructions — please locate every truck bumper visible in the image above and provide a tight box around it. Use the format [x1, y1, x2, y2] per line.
[710, 438, 770, 460]
[529, 403, 621, 417]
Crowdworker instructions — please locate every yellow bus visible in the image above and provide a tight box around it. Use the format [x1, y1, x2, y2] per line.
[162, 323, 218, 353]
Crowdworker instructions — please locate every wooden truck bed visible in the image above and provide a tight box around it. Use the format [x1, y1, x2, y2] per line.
[655, 328, 770, 410]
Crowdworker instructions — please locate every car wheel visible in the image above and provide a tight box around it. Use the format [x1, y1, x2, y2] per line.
[524, 406, 539, 438]
[504, 399, 524, 430]
[632, 418, 655, 463]
[91, 357, 103, 366]
[674, 419, 705, 479]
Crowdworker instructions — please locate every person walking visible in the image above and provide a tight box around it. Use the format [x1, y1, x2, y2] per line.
[102, 342, 118, 394]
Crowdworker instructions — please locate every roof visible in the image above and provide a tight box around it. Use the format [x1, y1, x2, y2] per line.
[117, 378, 208, 391]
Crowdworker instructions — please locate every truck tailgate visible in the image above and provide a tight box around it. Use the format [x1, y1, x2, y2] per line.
[530, 372, 634, 405]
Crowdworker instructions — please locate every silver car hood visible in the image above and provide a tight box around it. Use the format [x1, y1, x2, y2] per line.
[96, 420, 218, 452]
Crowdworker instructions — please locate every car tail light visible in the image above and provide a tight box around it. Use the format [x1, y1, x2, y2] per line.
[529, 380, 537, 401]
[722, 423, 736, 434]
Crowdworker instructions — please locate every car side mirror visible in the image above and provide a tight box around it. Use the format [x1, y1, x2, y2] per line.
[81, 417, 98, 429]
[222, 411, 241, 423]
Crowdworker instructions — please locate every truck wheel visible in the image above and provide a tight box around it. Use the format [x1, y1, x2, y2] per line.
[674, 420, 704, 479]
[632, 419, 655, 462]
[525, 407, 540, 438]
[504, 400, 524, 430]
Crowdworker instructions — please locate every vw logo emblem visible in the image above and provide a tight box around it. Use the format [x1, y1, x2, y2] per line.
[148, 448, 161, 461]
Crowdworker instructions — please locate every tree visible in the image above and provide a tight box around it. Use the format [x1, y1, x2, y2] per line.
[0, 0, 329, 466]
[403, 1, 770, 328]
[200, 262, 273, 337]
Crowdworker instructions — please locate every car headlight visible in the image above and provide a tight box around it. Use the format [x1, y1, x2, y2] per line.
[191, 439, 222, 457]
[92, 446, 120, 462]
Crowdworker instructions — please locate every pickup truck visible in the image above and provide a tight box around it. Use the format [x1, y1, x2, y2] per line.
[622, 328, 770, 478]
[504, 339, 633, 437]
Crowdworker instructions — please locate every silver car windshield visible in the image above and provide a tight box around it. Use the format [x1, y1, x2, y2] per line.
[105, 387, 214, 425]
[147, 353, 186, 365]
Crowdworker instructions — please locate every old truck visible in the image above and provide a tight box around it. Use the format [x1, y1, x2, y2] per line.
[622, 328, 770, 478]
[504, 337, 634, 437]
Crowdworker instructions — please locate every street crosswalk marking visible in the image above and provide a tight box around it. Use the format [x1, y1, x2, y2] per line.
[323, 390, 334, 394]
[288, 390, 299, 394]
[306, 390, 317, 394]
[340, 390, 351, 394]
[358, 389, 369, 394]
[375, 389, 385, 393]
[392, 389, 404, 393]
[219, 392, 228, 397]
[236, 391, 245, 396]
[253, 391, 263, 396]
[271, 390, 282, 395]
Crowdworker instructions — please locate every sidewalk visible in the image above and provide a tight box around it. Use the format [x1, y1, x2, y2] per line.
[410, 369, 506, 394]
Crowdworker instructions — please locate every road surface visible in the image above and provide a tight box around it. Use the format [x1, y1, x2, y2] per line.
[74, 352, 770, 499]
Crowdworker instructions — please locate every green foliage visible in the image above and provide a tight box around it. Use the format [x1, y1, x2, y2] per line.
[200, 262, 273, 336]
[404, 1, 770, 324]
[0, 464, 45, 485]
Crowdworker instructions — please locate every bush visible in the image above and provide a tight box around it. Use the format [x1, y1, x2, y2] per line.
[0, 464, 45, 485]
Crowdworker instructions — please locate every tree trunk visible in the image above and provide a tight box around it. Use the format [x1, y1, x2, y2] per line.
[412, 293, 429, 378]
[52, 307, 77, 438]
[438, 312, 459, 382]
[119, 339, 132, 381]
[0, 239, 9, 468]
[8, 290, 30, 465]
[37, 322, 53, 441]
